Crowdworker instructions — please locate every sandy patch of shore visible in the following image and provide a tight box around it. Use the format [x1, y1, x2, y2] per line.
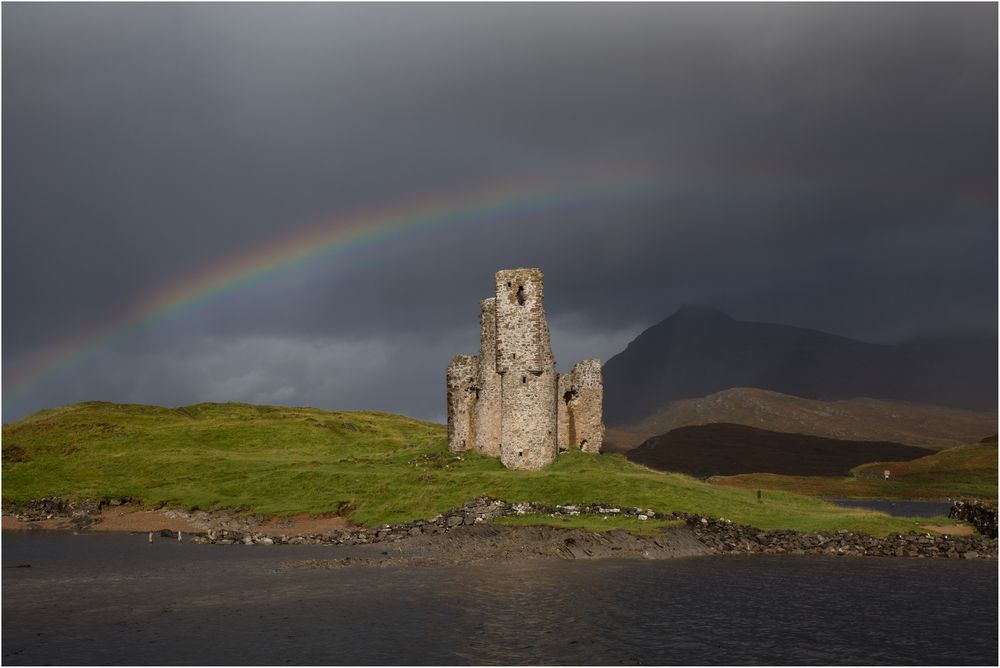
[87, 508, 203, 532]
[256, 513, 351, 534]
[921, 523, 975, 536]
[2, 508, 201, 533]
[2, 516, 74, 531]
[2, 506, 353, 535]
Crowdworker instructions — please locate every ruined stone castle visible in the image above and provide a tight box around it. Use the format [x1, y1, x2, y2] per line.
[446, 268, 604, 470]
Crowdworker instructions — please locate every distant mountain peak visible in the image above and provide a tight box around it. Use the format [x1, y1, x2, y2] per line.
[603, 308, 998, 425]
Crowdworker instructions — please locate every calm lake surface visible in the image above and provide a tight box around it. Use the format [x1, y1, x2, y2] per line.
[3, 532, 997, 665]
[825, 498, 954, 518]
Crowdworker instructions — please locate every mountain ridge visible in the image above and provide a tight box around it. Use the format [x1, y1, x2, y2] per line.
[603, 307, 997, 425]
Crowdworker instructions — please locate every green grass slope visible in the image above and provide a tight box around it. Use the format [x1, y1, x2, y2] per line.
[1, 401, 957, 534]
[714, 436, 998, 500]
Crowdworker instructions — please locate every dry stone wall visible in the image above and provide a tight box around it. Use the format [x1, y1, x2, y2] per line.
[446, 268, 605, 470]
[950, 499, 998, 538]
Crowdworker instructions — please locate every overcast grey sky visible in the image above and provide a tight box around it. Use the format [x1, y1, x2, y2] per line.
[3, 3, 996, 422]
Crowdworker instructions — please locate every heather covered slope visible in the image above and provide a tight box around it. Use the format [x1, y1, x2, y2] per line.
[602, 306, 997, 425]
[0, 401, 946, 535]
[625, 423, 934, 478]
[603, 387, 997, 452]
[714, 436, 998, 500]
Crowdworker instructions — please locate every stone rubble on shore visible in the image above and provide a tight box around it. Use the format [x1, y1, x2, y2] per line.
[948, 498, 998, 538]
[679, 514, 996, 560]
[5, 495, 996, 559]
[3, 497, 105, 530]
[170, 498, 1000, 559]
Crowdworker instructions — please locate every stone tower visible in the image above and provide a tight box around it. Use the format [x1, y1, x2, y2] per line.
[445, 267, 604, 470]
[556, 360, 605, 453]
[494, 268, 558, 470]
[474, 298, 502, 457]
[446, 354, 479, 453]
[568, 359, 604, 453]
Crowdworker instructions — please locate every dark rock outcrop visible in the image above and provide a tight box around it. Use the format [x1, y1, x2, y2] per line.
[949, 498, 998, 538]
[3, 496, 103, 529]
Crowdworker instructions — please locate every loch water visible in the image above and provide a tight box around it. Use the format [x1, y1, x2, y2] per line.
[3, 532, 997, 665]
[825, 498, 955, 518]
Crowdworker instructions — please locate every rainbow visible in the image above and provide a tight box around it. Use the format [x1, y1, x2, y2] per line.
[4, 165, 668, 404]
[6, 164, 995, 409]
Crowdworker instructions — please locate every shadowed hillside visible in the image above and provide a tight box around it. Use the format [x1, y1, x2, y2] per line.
[603, 387, 997, 452]
[714, 436, 998, 500]
[603, 306, 997, 425]
[626, 423, 934, 478]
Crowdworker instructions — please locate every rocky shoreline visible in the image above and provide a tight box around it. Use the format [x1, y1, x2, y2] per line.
[4, 496, 996, 561]
[3, 497, 106, 529]
[684, 515, 994, 560]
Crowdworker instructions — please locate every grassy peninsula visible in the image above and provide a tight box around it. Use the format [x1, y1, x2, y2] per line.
[1, 401, 964, 535]
[713, 436, 997, 500]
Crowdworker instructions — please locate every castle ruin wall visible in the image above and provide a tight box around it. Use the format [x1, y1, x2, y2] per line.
[474, 298, 502, 457]
[445, 267, 603, 469]
[446, 354, 479, 453]
[495, 268, 553, 375]
[557, 372, 574, 452]
[495, 268, 557, 470]
[570, 358, 604, 453]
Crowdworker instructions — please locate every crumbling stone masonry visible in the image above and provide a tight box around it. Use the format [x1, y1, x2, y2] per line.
[474, 298, 502, 457]
[446, 267, 605, 470]
[568, 359, 604, 453]
[557, 373, 574, 453]
[495, 268, 558, 470]
[446, 354, 479, 453]
[558, 360, 605, 454]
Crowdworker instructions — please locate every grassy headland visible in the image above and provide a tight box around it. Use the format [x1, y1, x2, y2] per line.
[713, 437, 998, 500]
[1, 401, 968, 535]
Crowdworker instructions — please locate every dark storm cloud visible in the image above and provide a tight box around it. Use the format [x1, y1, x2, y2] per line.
[3, 3, 996, 421]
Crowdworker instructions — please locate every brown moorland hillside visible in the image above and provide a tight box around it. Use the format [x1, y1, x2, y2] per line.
[602, 387, 997, 453]
[625, 423, 934, 478]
